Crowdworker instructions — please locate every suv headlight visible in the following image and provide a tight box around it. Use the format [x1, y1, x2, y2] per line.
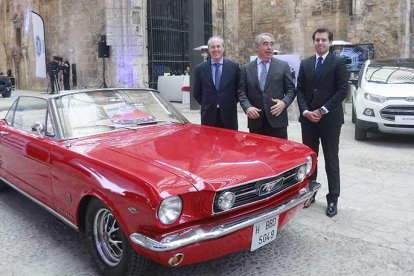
[364, 93, 388, 103]
[158, 196, 182, 225]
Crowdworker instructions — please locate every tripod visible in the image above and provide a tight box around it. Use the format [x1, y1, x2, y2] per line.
[99, 58, 108, 88]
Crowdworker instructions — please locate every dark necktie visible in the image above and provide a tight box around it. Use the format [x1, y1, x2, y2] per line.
[315, 56, 323, 76]
[259, 61, 268, 91]
[214, 63, 222, 90]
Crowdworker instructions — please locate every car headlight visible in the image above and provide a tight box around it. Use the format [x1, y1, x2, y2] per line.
[296, 164, 307, 182]
[217, 191, 235, 211]
[364, 93, 388, 103]
[158, 196, 182, 225]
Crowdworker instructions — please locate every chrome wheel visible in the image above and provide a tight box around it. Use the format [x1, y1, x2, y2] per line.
[93, 208, 123, 266]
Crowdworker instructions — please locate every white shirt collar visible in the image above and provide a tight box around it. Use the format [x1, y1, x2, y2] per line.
[211, 58, 224, 65]
[257, 58, 271, 65]
[316, 52, 329, 62]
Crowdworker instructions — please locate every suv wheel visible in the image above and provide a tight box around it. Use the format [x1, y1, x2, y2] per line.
[355, 120, 368, 140]
[351, 104, 356, 124]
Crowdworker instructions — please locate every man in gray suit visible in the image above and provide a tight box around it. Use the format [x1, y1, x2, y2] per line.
[238, 33, 296, 139]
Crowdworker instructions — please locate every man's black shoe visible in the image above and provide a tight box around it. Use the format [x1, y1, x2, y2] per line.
[326, 203, 337, 217]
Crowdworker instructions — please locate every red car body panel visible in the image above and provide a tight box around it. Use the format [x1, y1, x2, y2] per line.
[0, 90, 318, 269]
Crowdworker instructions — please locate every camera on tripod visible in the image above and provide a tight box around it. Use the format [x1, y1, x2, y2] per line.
[53, 56, 63, 62]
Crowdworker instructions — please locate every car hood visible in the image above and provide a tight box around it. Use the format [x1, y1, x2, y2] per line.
[363, 82, 414, 97]
[70, 124, 312, 191]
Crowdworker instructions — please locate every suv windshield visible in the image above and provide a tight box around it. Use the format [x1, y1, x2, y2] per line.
[365, 62, 414, 84]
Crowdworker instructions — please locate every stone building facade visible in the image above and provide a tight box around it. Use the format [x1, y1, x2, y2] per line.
[215, 0, 413, 63]
[0, 0, 413, 91]
[0, 0, 146, 91]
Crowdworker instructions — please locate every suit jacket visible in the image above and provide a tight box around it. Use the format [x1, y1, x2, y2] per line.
[193, 58, 240, 130]
[238, 57, 296, 130]
[296, 52, 349, 126]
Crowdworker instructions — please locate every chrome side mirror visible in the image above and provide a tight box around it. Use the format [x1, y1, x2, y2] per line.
[31, 122, 45, 139]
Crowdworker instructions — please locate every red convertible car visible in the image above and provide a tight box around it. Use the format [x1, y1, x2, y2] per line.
[0, 88, 319, 275]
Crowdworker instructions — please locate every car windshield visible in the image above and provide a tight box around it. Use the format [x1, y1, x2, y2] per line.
[365, 62, 414, 84]
[54, 89, 187, 139]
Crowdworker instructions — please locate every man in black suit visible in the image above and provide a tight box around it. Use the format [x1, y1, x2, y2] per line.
[238, 33, 296, 139]
[193, 36, 240, 130]
[296, 27, 349, 217]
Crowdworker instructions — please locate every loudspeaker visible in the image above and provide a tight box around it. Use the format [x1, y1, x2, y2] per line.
[72, 64, 77, 86]
[98, 35, 110, 58]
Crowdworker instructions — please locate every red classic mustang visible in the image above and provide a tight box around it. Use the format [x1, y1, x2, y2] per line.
[0, 89, 319, 275]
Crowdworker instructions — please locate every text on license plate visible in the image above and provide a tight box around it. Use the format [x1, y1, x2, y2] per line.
[251, 216, 278, 251]
[395, 115, 414, 123]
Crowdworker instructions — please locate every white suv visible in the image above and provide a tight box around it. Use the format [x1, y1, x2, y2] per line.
[352, 59, 414, 140]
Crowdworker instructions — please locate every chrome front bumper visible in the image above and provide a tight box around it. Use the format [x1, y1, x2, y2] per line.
[130, 183, 320, 252]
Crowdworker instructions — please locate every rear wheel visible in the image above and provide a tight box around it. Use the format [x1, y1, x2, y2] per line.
[355, 120, 368, 140]
[85, 198, 150, 276]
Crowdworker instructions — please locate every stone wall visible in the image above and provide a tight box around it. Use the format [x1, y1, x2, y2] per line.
[1, 0, 147, 91]
[41, 0, 106, 88]
[215, 0, 413, 63]
[2, 0, 413, 90]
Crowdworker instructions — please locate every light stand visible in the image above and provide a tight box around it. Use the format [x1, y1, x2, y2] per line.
[99, 57, 107, 88]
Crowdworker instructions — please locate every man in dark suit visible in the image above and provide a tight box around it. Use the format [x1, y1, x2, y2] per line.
[296, 27, 349, 217]
[238, 33, 296, 139]
[193, 36, 240, 130]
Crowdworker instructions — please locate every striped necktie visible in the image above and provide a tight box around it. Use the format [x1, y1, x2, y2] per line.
[214, 63, 222, 90]
[259, 61, 268, 91]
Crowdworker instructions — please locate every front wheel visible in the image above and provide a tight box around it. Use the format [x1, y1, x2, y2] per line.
[0, 180, 10, 192]
[85, 198, 150, 276]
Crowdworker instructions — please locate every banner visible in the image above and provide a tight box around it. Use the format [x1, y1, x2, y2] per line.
[31, 11, 46, 78]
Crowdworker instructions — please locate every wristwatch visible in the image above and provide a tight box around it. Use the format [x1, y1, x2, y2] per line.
[319, 108, 327, 116]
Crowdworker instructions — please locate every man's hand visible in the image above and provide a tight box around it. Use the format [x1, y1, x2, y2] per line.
[304, 109, 322, 122]
[246, 107, 262, 119]
[270, 98, 286, 117]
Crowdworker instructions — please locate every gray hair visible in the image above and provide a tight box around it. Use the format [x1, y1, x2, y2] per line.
[254, 33, 275, 47]
[207, 36, 224, 47]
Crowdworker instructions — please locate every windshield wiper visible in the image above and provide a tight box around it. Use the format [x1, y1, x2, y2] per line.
[368, 80, 387, 84]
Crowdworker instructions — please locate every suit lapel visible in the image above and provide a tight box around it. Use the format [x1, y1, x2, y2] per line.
[218, 59, 229, 91]
[315, 53, 333, 84]
[202, 61, 214, 87]
[249, 59, 260, 91]
[265, 58, 280, 91]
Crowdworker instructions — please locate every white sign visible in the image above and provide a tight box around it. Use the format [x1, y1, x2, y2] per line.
[32, 12, 47, 78]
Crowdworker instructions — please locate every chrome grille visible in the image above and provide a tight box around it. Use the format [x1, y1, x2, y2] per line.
[380, 105, 414, 121]
[213, 165, 303, 213]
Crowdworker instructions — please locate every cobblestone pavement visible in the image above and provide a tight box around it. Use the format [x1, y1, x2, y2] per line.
[0, 90, 413, 276]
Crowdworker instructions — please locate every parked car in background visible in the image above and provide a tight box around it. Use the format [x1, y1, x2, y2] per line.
[0, 75, 12, 98]
[352, 58, 414, 140]
[0, 88, 319, 276]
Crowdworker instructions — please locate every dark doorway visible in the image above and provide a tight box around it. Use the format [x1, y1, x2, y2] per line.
[147, 0, 212, 89]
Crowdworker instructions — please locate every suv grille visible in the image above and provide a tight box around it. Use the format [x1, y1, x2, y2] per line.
[213, 165, 304, 213]
[380, 105, 414, 121]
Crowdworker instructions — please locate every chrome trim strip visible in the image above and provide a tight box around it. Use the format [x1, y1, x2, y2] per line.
[0, 177, 79, 231]
[130, 182, 320, 252]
